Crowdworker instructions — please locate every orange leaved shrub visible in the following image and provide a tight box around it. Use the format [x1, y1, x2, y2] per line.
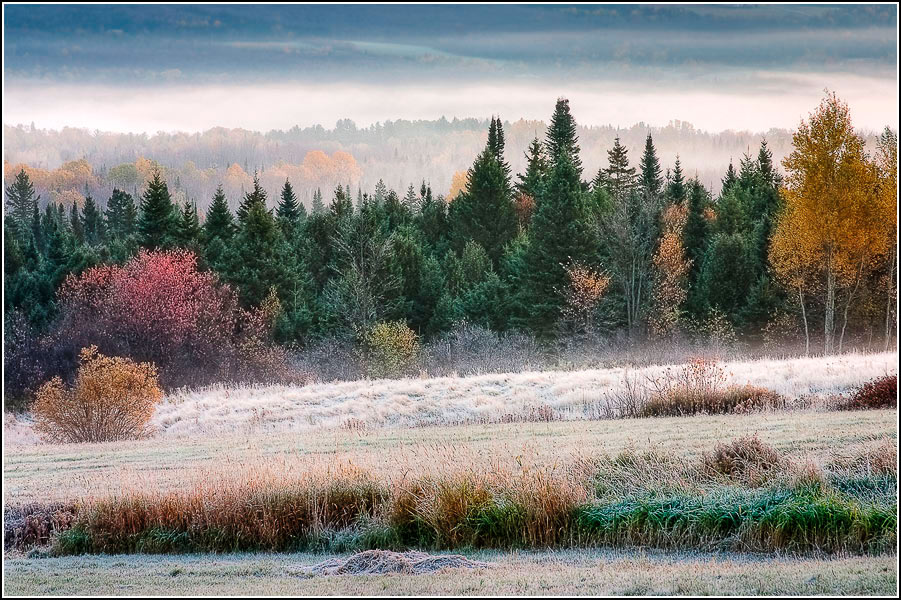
[33, 346, 162, 443]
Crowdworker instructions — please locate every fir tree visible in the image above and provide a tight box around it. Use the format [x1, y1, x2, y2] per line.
[137, 171, 177, 250]
[519, 153, 597, 333]
[276, 178, 302, 236]
[545, 98, 582, 176]
[666, 156, 687, 204]
[721, 161, 738, 195]
[374, 179, 388, 205]
[311, 188, 325, 214]
[599, 136, 636, 203]
[175, 201, 202, 250]
[237, 172, 268, 223]
[69, 201, 84, 244]
[82, 194, 104, 245]
[204, 185, 235, 241]
[5, 169, 39, 238]
[105, 189, 137, 239]
[638, 133, 663, 199]
[516, 137, 548, 199]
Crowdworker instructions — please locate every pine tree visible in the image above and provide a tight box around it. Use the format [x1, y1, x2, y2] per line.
[175, 201, 202, 250]
[545, 98, 582, 176]
[5, 169, 39, 238]
[276, 178, 302, 236]
[519, 153, 597, 333]
[599, 136, 636, 203]
[516, 137, 548, 199]
[666, 156, 687, 204]
[448, 147, 517, 266]
[237, 172, 268, 223]
[105, 189, 137, 239]
[69, 201, 84, 244]
[311, 188, 325, 214]
[721, 161, 738, 195]
[204, 185, 235, 241]
[137, 171, 177, 250]
[638, 133, 663, 199]
[82, 194, 104, 245]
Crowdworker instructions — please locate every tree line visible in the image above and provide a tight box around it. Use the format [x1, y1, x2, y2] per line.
[4, 94, 898, 374]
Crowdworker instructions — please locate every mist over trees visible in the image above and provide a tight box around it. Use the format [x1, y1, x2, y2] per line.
[10, 115, 888, 219]
[4, 94, 898, 404]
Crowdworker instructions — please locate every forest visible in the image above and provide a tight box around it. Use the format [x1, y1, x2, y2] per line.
[3, 93, 898, 403]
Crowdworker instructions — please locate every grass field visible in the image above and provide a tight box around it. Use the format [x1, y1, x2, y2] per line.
[3, 354, 898, 596]
[3, 549, 896, 595]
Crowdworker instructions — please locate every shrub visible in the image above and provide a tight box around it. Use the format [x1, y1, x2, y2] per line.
[839, 375, 897, 411]
[364, 321, 420, 378]
[639, 359, 785, 417]
[32, 346, 162, 443]
[703, 436, 781, 483]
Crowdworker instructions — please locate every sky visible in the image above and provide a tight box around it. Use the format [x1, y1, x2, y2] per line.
[3, 4, 898, 134]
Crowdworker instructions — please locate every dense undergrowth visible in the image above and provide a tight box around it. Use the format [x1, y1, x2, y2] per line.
[6, 437, 896, 557]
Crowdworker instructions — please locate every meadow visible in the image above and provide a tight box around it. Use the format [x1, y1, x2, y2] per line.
[3, 352, 898, 596]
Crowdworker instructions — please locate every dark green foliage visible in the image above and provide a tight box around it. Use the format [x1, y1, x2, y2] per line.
[5, 168, 39, 236]
[519, 154, 598, 333]
[638, 133, 663, 198]
[545, 98, 582, 176]
[81, 195, 104, 246]
[137, 171, 177, 250]
[516, 137, 548, 200]
[105, 189, 137, 240]
[236, 173, 268, 224]
[683, 178, 711, 314]
[666, 156, 687, 205]
[175, 201, 202, 251]
[698, 233, 754, 317]
[448, 147, 517, 266]
[276, 178, 303, 236]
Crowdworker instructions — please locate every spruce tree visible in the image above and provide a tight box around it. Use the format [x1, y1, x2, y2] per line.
[236, 172, 268, 223]
[683, 178, 711, 315]
[276, 178, 302, 236]
[82, 194, 104, 245]
[638, 133, 663, 199]
[311, 188, 325, 214]
[599, 136, 636, 203]
[519, 153, 597, 333]
[5, 169, 39, 239]
[204, 185, 235, 241]
[545, 98, 582, 176]
[175, 201, 202, 250]
[721, 161, 738, 195]
[374, 179, 387, 205]
[516, 137, 548, 199]
[105, 189, 137, 239]
[137, 171, 177, 250]
[69, 201, 84, 244]
[447, 147, 517, 266]
[403, 183, 419, 212]
[666, 156, 687, 204]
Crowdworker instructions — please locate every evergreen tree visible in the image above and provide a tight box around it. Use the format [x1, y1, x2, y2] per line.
[487, 116, 512, 182]
[683, 178, 711, 314]
[516, 137, 548, 199]
[69, 201, 84, 244]
[545, 98, 582, 176]
[82, 194, 104, 245]
[5, 169, 39, 236]
[403, 183, 419, 212]
[666, 156, 687, 205]
[721, 161, 738, 195]
[237, 172, 268, 223]
[330, 185, 354, 221]
[374, 179, 388, 205]
[175, 201, 202, 250]
[448, 147, 517, 266]
[276, 178, 302, 236]
[519, 153, 597, 333]
[105, 189, 137, 239]
[137, 171, 177, 250]
[638, 133, 663, 199]
[598, 136, 636, 202]
[311, 188, 325, 214]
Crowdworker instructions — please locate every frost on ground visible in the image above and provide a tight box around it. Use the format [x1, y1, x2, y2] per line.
[144, 352, 896, 438]
[298, 550, 492, 576]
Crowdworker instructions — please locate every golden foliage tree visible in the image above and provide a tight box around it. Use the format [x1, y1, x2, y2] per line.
[559, 261, 611, 332]
[447, 170, 469, 201]
[773, 92, 882, 354]
[874, 128, 898, 349]
[650, 203, 691, 337]
[33, 346, 163, 443]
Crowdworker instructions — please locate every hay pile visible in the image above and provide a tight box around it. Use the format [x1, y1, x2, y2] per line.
[301, 550, 492, 576]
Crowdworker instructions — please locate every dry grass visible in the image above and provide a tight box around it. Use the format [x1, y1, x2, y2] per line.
[3, 548, 897, 596]
[94, 351, 898, 439]
[4, 409, 896, 505]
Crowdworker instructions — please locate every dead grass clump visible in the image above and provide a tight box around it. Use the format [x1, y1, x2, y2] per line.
[301, 550, 491, 576]
[4, 503, 78, 552]
[703, 436, 781, 483]
[838, 375, 897, 411]
[829, 439, 898, 477]
[639, 384, 785, 417]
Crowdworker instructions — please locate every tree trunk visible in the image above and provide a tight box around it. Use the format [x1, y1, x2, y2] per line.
[886, 244, 897, 351]
[824, 262, 835, 355]
[839, 257, 866, 354]
[799, 286, 809, 356]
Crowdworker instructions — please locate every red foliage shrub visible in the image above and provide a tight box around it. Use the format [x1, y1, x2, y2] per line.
[840, 375, 897, 411]
[57, 250, 290, 388]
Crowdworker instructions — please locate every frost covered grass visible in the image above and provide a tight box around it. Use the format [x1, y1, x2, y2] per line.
[147, 352, 897, 437]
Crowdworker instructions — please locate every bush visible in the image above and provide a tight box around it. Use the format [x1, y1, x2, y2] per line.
[32, 346, 163, 443]
[703, 436, 781, 482]
[839, 375, 897, 411]
[364, 321, 420, 378]
[639, 358, 785, 417]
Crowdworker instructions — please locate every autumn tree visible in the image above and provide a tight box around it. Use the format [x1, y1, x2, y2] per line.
[874, 128, 898, 349]
[774, 92, 882, 354]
